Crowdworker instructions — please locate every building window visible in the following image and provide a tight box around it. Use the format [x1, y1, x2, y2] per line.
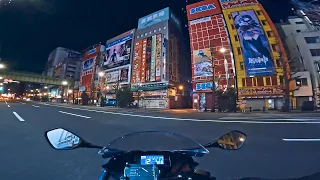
[279, 76, 284, 85]
[257, 77, 264, 86]
[266, 31, 274, 37]
[252, 78, 257, 86]
[153, 29, 157, 33]
[261, 20, 267, 26]
[242, 78, 246, 87]
[234, 35, 239, 41]
[240, 62, 244, 70]
[271, 44, 278, 51]
[228, 14, 232, 19]
[137, 35, 139, 38]
[276, 59, 281, 67]
[141, 34, 144, 37]
[256, 10, 262, 15]
[145, 33, 148, 36]
[149, 31, 152, 34]
[271, 76, 278, 85]
[316, 62, 320, 71]
[237, 47, 242, 55]
[159, 28, 162, 31]
[265, 77, 271, 86]
[304, 36, 320, 44]
[231, 24, 235, 29]
[296, 30, 301, 33]
[164, 26, 166, 29]
[295, 21, 304, 24]
[246, 78, 253, 87]
[296, 78, 308, 86]
[310, 49, 320, 56]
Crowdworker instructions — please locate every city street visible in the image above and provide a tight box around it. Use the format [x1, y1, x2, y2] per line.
[1, 101, 320, 180]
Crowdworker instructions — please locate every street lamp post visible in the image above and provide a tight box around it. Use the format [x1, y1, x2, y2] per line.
[0, 63, 5, 69]
[62, 81, 69, 103]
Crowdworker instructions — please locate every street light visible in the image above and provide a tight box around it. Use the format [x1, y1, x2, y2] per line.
[44, 86, 48, 89]
[219, 47, 226, 53]
[31, 90, 34, 92]
[62, 81, 68, 85]
[99, 72, 105, 77]
[178, 85, 184, 90]
[68, 90, 73, 93]
[0, 63, 5, 69]
[0, 83, 3, 86]
[0, 76, 3, 79]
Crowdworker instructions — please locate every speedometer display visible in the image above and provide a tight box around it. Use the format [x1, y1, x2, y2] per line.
[141, 155, 164, 165]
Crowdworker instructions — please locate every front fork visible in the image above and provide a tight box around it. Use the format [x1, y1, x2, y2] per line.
[99, 169, 108, 180]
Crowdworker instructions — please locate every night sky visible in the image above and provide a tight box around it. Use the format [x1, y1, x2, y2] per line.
[0, 0, 295, 74]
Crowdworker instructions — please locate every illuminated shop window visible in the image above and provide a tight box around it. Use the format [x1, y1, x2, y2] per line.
[242, 78, 246, 86]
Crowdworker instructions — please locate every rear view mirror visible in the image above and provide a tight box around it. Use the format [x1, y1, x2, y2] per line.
[45, 128, 83, 150]
[217, 131, 246, 150]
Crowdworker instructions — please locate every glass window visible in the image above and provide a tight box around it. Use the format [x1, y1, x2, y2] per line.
[240, 62, 244, 70]
[149, 31, 152, 34]
[265, 77, 271, 86]
[261, 20, 267, 26]
[304, 36, 320, 43]
[159, 28, 162, 31]
[266, 31, 274, 37]
[296, 30, 301, 33]
[237, 47, 242, 55]
[231, 24, 235, 29]
[256, 10, 262, 15]
[296, 78, 308, 86]
[295, 21, 304, 24]
[163, 26, 166, 29]
[310, 49, 320, 56]
[153, 29, 157, 33]
[246, 78, 252, 87]
[137, 35, 139, 38]
[279, 76, 284, 85]
[234, 35, 239, 41]
[257, 77, 264, 86]
[276, 59, 281, 67]
[145, 33, 148, 36]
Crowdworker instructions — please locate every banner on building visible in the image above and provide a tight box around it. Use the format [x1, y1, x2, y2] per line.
[150, 35, 157, 82]
[219, 0, 258, 10]
[155, 34, 162, 81]
[82, 57, 95, 75]
[141, 39, 147, 83]
[145, 37, 152, 82]
[131, 41, 143, 84]
[138, 8, 170, 30]
[232, 10, 275, 77]
[193, 48, 213, 77]
[186, 0, 222, 21]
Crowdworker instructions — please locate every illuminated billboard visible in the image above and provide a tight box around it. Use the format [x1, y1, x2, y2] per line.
[83, 58, 95, 74]
[232, 10, 275, 77]
[193, 48, 213, 77]
[138, 8, 170, 30]
[106, 67, 129, 84]
[219, 0, 258, 10]
[102, 34, 133, 70]
[131, 41, 143, 84]
[186, 0, 222, 21]
[155, 34, 162, 81]
[292, 0, 320, 24]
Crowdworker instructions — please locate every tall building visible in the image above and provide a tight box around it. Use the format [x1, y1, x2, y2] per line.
[219, 0, 290, 110]
[131, 7, 188, 109]
[97, 29, 135, 101]
[276, 16, 317, 107]
[291, 0, 320, 30]
[186, 0, 235, 111]
[44, 47, 82, 81]
[80, 44, 105, 97]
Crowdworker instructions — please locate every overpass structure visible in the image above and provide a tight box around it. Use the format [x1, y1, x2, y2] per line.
[0, 71, 72, 86]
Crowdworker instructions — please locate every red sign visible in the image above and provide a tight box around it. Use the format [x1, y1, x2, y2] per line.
[186, 0, 222, 21]
[219, 0, 258, 10]
[239, 86, 284, 97]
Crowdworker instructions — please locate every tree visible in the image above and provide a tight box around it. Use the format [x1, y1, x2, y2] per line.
[81, 92, 89, 105]
[116, 87, 133, 108]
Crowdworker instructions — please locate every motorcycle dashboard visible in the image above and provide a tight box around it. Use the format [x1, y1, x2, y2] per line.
[130, 151, 172, 167]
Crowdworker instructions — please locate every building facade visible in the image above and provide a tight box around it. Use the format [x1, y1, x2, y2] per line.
[96, 29, 135, 103]
[277, 17, 319, 107]
[220, 0, 290, 110]
[80, 44, 105, 97]
[131, 7, 188, 108]
[186, 0, 235, 111]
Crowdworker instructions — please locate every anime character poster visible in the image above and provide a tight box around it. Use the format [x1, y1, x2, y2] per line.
[232, 10, 275, 77]
[193, 48, 213, 77]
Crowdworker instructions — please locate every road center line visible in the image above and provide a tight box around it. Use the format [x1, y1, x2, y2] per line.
[21, 103, 26, 104]
[32, 105, 40, 108]
[13, 112, 25, 122]
[283, 138, 320, 142]
[40, 103, 320, 124]
[7, 105, 10, 108]
[59, 111, 91, 119]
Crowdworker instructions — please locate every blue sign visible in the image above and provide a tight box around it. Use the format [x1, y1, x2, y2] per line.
[106, 34, 133, 48]
[196, 82, 213, 91]
[138, 7, 170, 30]
[232, 10, 275, 77]
[190, 4, 216, 15]
[88, 48, 96, 55]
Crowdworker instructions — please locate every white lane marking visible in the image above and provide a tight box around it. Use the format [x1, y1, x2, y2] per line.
[7, 105, 10, 108]
[283, 138, 320, 142]
[39, 103, 320, 124]
[59, 111, 91, 119]
[13, 112, 25, 122]
[21, 103, 26, 104]
[32, 105, 40, 108]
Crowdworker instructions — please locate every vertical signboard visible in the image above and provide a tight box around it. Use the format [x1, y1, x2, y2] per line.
[232, 10, 275, 76]
[150, 35, 157, 82]
[145, 37, 152, 82]
[155, 34, 162, 81]
[193, 48, 213, 77]
[131, 41, 143, 84]
[141, 39, 147, 83]
[186, 0, 222, 21]
[219, 0, 258, 10]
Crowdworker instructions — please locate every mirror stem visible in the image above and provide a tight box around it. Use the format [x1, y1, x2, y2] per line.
[82, 142, 103, 149]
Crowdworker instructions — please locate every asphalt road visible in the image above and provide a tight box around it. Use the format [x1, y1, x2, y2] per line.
[1, 101, 320, 180]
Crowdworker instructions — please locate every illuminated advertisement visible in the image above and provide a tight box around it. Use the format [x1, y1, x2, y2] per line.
[141, 39, 147, 83]
[186, 0, 222, 21]
[219, 0, 258, 10]
[155, 34, 162, 81]
[193, 48, 213, 77]
[103, 34, 133, 70]
[131, 41, 143, 84]
[232, 10, 275, 77]
[138, 8, 169, 30]
[83, 58, 95, 73]
[145, 37, 152, 82]
[150, 35, 156, 82]
[106, 67, 129, 83]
